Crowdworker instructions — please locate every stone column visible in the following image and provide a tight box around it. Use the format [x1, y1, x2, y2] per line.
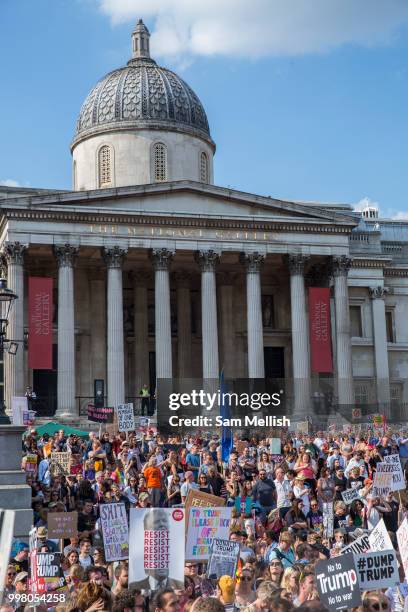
[151, 249, 173, 379]
[288, 254, 311, 416]
[54, 245, 78, 419]
[241, 253, 265, 379]
[103, 247, 127, 408]
[175, 271, 192, 380]
[133, 272, 150, 395]
[2, 242, 26, 415]
[218, 273, 235, 378]
[332, 256, 355, 408]
[369, 286, 391, 409]
[196, 250, 220, 381]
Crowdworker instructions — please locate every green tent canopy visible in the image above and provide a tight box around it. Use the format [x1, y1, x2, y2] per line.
[31, 422, 90, 438]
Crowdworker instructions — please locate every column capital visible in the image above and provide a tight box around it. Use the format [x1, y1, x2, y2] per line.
[240, 252, 265, 273]
[195, 250, 220, 272]
[102, 246, 127, 269]
[55, 244, 79, 268]
[151, 248, 174, 271]
[287, 253, 309, 275]
[331, 255, 352, 277]
[2, 241, 27, 265]
[369, 285, 389, 300]
[173, 270, 192, 288]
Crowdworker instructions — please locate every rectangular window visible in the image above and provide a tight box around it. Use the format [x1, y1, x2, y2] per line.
[385, 310, 395, 343]
[350, 305, 362, 337]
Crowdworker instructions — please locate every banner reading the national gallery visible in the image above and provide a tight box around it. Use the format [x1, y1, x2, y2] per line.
[28, 277, 53, 370]
[308, 287, 333, 373]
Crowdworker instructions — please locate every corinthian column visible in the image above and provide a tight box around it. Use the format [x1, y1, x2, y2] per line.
[103, 247, 127, 408]
[2, 242, 26, 415]
[332, 256, 354, 408]
[55, 244, 78, 418]
[288, 254, 311, 416]
[196, 250, 220, 381]
[218, 273, 235, 378]
[175, 271, 192, 380]
[151, 249, 173, 379]
[241, 253, 265, 379]
[133, 272, 150, 396]
[369, 285, 390, 410]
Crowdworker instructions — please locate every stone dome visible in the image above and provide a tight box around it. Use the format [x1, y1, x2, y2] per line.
[72, 20, 214, 150]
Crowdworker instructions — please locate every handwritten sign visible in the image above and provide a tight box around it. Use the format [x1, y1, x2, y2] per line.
[186, 507, 232, 561]
[48, 513, 78, 540]
[100, 503, 129, 562]
[50, 452, 70, 476]
[117, 403, 135, 432]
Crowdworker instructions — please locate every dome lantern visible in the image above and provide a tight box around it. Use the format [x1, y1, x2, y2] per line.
[131, 19, 151, 62]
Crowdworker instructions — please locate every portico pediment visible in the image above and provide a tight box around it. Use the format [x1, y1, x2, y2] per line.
[0, 181, 357, 232]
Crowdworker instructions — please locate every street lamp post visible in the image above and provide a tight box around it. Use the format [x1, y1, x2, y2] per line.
[0, 277, 18, 424]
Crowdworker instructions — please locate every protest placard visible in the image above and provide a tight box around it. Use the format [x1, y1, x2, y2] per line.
[100, 503, 129, 562]
[323, 503, 334, 538]
[185, 489, 225, 524]
[234, 496, 253, 514]
[270, 454, 284, 464]
[354, 550, 399, 591]
[48, 512, 78, 540]
[87, 403, 114, 424]
[341, 533, 370, 556]
[316, 553, 361, 611]
[117, 403, 135, 432]
[296, 421, 309, 434]
[129, 508, 185, 591]
[31, 552, 65, 593]
[383, 454, 405, 491]
[50, 452, 70, 476]
[207, 538, 240, 579]
[341, 488, 361, 505]
[270, 438, 281, 454]
[372, 463, 393, 497]
[29, 526, 38, 553]
[397, 518, 408, 580]
[24, 453, 38, 473]
[186, 507, 232, 561]
[0, 510, 15, 605]
[368, 519, 394, 552]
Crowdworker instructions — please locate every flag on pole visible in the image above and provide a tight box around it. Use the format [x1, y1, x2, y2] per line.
[220, 370, 233, 462]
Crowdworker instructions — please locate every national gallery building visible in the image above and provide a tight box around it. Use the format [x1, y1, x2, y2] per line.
[1, 21, 408, 421]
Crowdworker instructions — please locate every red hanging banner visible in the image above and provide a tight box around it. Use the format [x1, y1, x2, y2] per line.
[28, 277, 53, 370]
[308, 287, 333, 373]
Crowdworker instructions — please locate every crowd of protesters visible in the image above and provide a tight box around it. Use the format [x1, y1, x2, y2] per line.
[3, 424, 408, 612]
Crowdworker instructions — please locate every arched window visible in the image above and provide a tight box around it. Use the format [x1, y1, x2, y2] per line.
[98, 145, 112, 188]
[200, 151, 209, 183]
[154, 143, 167, 182]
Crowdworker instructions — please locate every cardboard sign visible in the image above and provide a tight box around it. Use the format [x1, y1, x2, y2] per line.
[341, 534, 370, 556]
[368, 519, 394, 553]
[207, 538, 240, 579]
[270, 438, 281, 454]
[316, 553, 361, 611]
[341, 488, 361, 505]
[372, 463, 393, 497]
[100, 503, 129, 562]
[129, 508, 185, 591]
[87, 403, 114, 424]
[296, 421, 309, 434]
[355, 550, 399, 591]
[50, 452, 71, 476]
[24, 453, 38, 473]
[185, 489, 225, 525]
[48, 512, 78, 539]
[323, 502, 334, 538]
[117, 403, 135, 432]
[30, 552, 65, 593]
[397, 518, 408, 580]
[383, 454, 405, 491]
[186, 506, 232, 561]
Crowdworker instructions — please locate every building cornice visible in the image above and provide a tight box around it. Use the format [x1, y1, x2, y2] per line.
[351, 257, 391, 269]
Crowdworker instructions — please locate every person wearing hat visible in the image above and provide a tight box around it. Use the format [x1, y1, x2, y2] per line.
[13, 572, 28, 596]
[292, 474, 311, 515]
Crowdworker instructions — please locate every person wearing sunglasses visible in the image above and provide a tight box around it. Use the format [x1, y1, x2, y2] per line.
[363, 591, 391, 612]
[235, 569, 256, 608]
[3, 565, 17, 599]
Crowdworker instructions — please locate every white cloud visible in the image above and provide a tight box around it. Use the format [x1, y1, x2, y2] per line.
[0, 179, 21, 187]
[96, 0, 408, 62]
[391, 212, 408, 220]
[354, 196, 379, 213]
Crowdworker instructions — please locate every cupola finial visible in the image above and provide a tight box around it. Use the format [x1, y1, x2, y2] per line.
[131, 19, 151, 60]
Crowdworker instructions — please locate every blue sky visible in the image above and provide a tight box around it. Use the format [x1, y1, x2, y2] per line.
[1, 0, 408, 217]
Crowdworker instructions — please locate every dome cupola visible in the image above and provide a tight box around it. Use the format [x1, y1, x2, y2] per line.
[71, 20, 215, 191]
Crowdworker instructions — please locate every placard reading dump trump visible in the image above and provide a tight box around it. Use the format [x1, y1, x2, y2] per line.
[128, 508, 185, 592]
